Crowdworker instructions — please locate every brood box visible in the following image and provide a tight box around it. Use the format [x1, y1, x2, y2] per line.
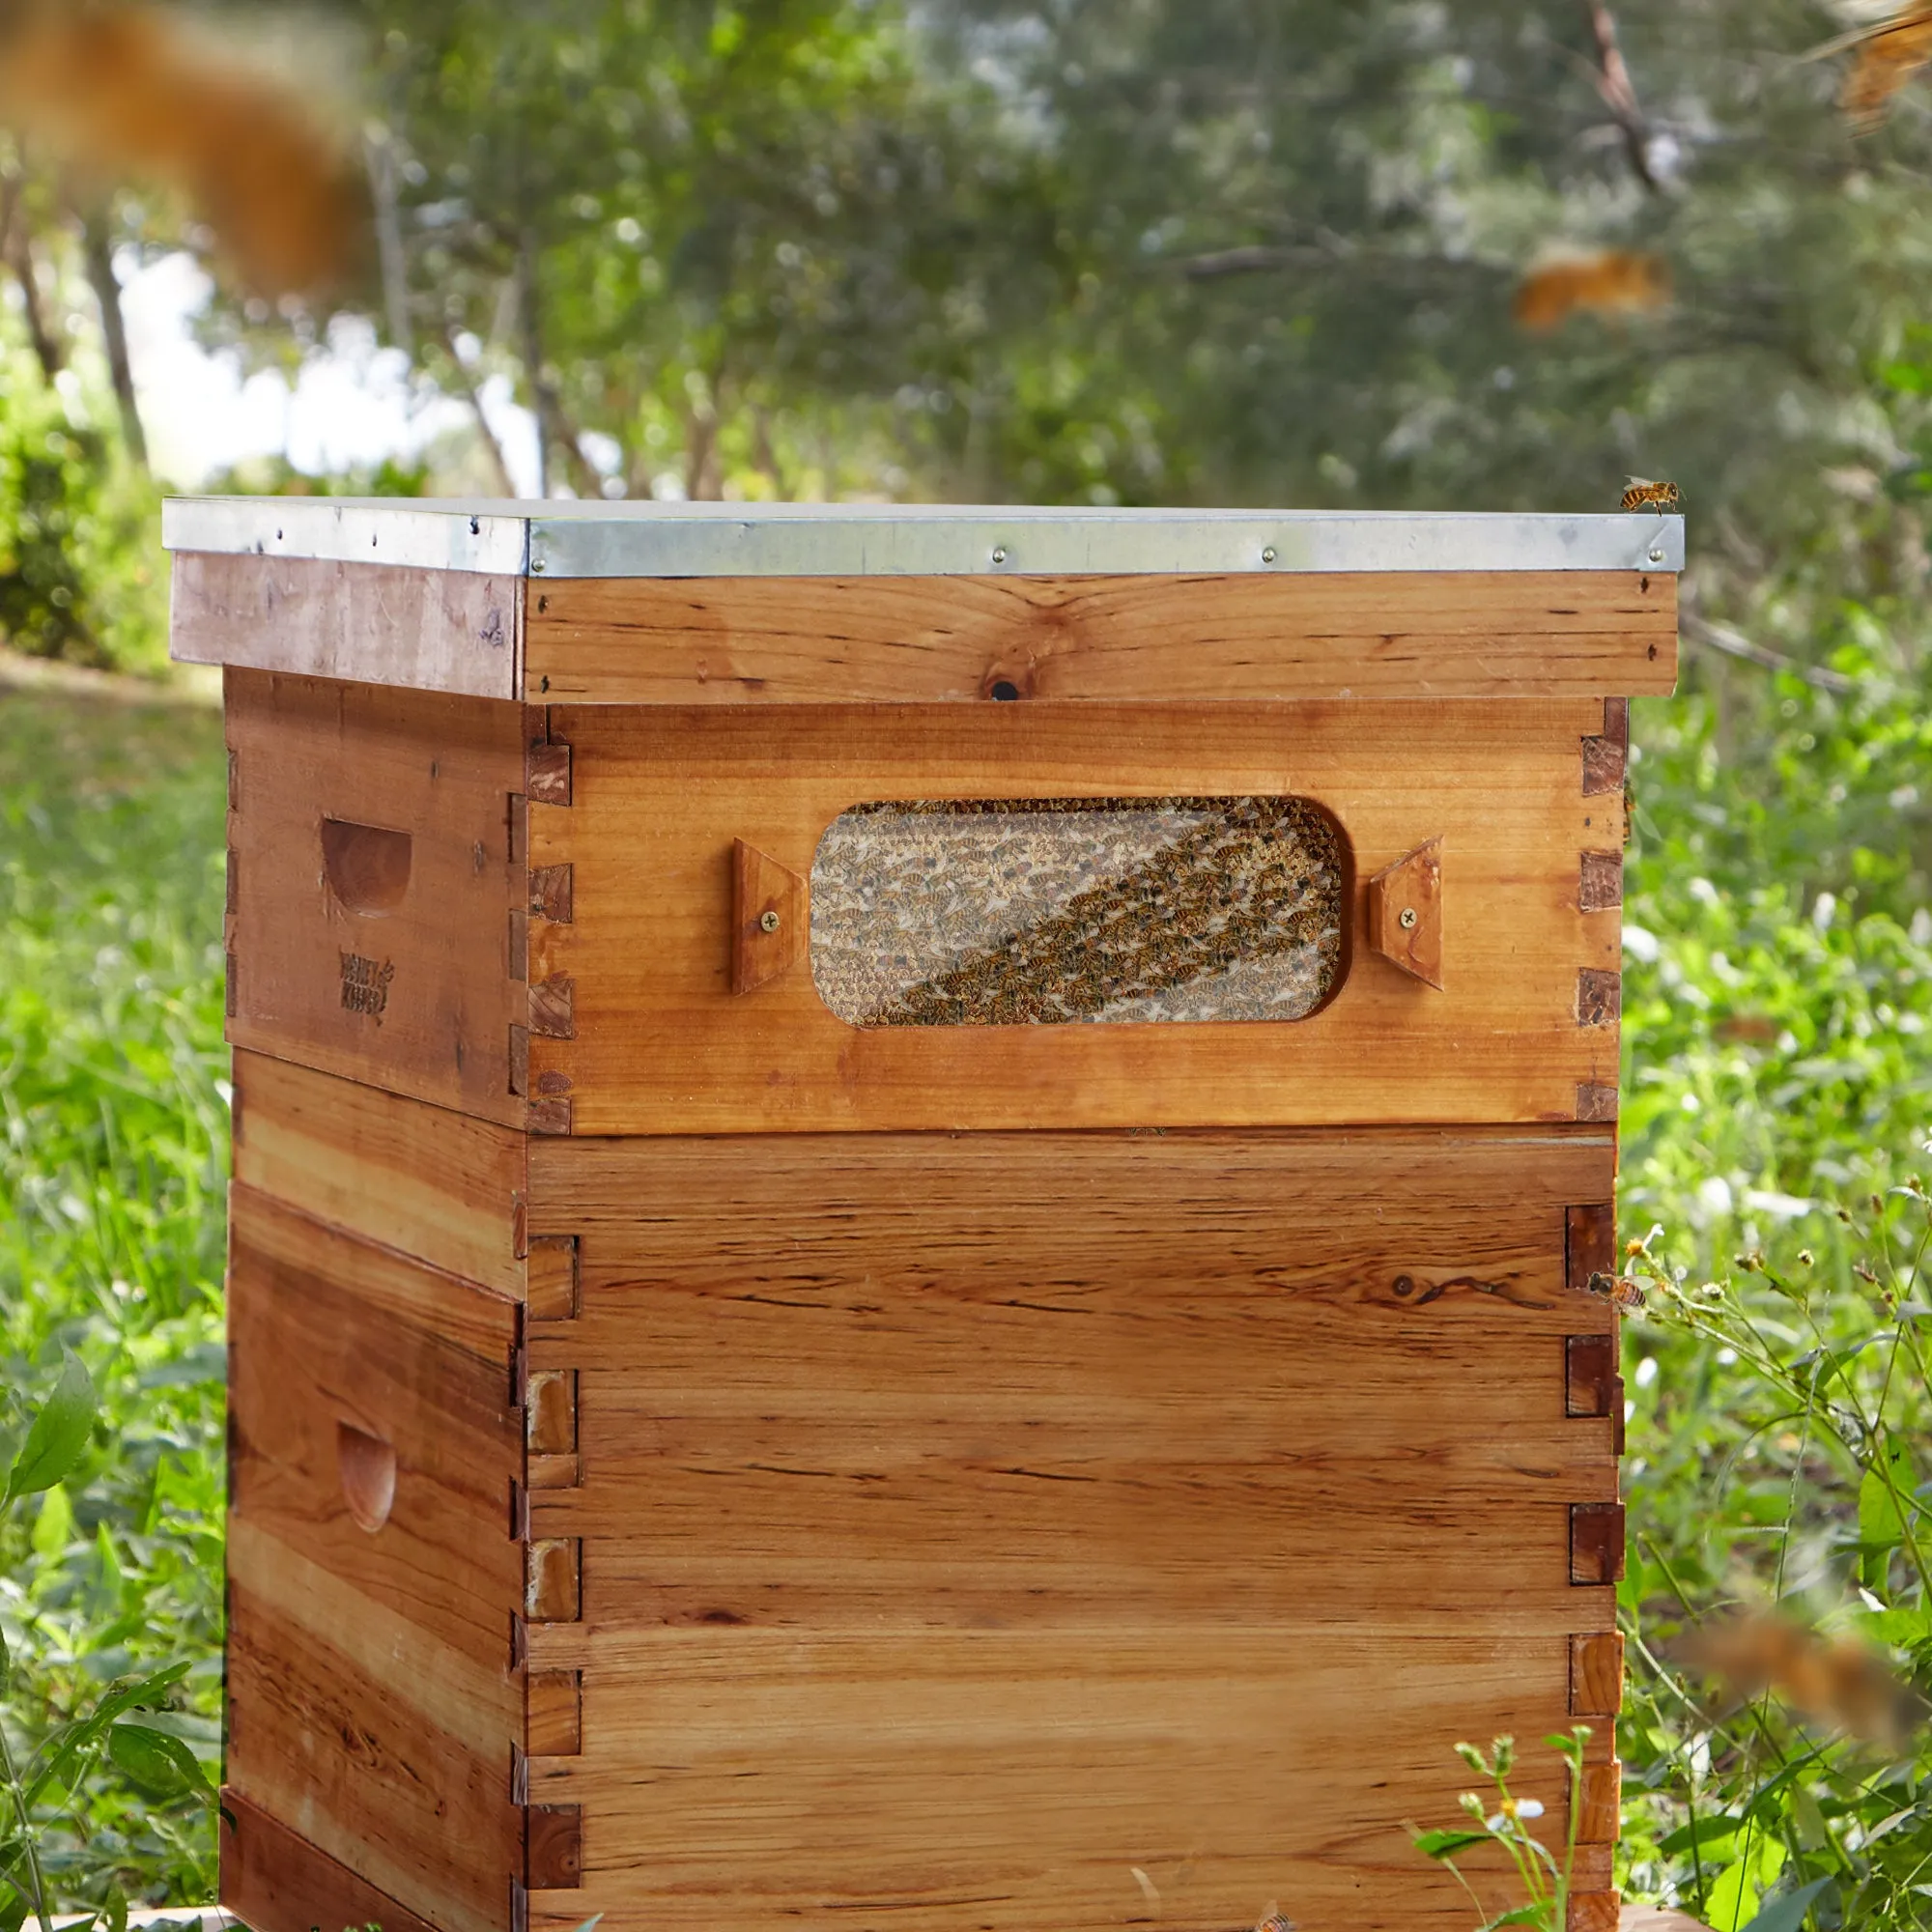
[168, 500, 1681, 1932]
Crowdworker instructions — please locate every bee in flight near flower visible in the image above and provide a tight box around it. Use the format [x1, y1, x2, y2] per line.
[1621, 477, 1681, 515]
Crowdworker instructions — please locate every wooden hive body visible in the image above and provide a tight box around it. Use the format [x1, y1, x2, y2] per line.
[170, 500, 1680, 1932]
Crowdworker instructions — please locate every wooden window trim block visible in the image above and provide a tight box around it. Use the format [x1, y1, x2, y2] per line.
[1367, 837, 1445, 990]
[732, 838, 810, 995]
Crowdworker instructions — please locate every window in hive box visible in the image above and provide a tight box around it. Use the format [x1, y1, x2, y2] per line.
[810, 796, 1349, 1027]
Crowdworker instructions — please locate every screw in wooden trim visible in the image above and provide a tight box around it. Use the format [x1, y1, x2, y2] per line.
[1570, 1632, 1626, 1718]
[526, 744, 572, 808]
[1576, 968, 1621, 1027]
[529, 974, 576, 1040]
[1581, 696, 1630, 798]
[1576, 1083, 1619, 1123]
[1570, 1503, 1627, 1586]
[1578, 851, 1623, 913]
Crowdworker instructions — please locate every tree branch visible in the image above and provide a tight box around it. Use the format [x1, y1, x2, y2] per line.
[1580, 2, 1661, 193]
[1680, 612, 1856, 695]
[439, 325, 517, 497]
[80, 205, 147, 467]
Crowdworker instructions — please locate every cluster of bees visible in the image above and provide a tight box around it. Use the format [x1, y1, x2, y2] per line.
[874, 797, 1344, 1029]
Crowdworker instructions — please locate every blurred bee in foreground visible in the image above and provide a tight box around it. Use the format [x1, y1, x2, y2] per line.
[1584, 1269, 1648, 1313]
[1254, 1914, 1296, 1932]
[1681, 1609, 1928, 1749]
[1621, 477, 1681, 515]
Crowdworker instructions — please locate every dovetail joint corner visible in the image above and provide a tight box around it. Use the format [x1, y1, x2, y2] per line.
[525, 1803, 583, 1890]
[1577, 968, 1620, 1028]
[1578, 851, 1623, 914]
[525, 1537, 582, 1623]
[530, 864, 574, 924]
[1581, 696, 1630, 798]
[529, 973, 576, 1041]
[1570, 1502, 1626, 1586]
[1570, 1631, 1626, 1719]
[526, 743, 573, 808]
[1576, 1083, 1618, 1123]
[526, 1236, 581, 1321]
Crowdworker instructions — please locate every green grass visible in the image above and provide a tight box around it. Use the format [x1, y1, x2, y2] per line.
[0, 671, 229, 1908]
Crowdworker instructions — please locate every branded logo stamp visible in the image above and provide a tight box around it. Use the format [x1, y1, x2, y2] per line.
[340, 952, 396, 1017]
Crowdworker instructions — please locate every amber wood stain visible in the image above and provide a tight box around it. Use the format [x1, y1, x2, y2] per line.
[183, 533, 1647, 1932]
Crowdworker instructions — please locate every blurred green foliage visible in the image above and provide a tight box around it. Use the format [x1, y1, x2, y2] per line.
[0, 685, 229, 1911]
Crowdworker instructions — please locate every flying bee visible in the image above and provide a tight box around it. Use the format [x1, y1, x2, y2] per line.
[1621, 476, 1681, 515]
[1584, 1269, 1648, 1313]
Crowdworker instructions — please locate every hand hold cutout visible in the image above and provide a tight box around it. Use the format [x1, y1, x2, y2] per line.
[321, 818, 412, 916]
[336, 1421, 396, 1534]
[1368, 838, 1443, 990]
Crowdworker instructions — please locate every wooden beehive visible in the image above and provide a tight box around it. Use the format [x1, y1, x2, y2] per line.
[168, 499, 1681, 1932]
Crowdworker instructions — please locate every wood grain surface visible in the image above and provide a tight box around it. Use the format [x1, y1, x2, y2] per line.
[524, 568, 1677, 704]
[526, 1127, 1616, 1634]
[225, 669, 530, 1124]
[528, 699, 1626, 1132]
[232, 1049, 526, 1294]
[219, 1788, 444, 1932]
[514, 1628, 1599, 1932]
[225, 1187, 524, 1932]
[175, 553, 523, 697]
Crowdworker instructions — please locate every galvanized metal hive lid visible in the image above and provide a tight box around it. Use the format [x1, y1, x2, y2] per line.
[162, 497, 1685, 578]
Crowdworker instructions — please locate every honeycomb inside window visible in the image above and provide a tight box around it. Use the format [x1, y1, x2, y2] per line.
[810, 796, 1348, 1028]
